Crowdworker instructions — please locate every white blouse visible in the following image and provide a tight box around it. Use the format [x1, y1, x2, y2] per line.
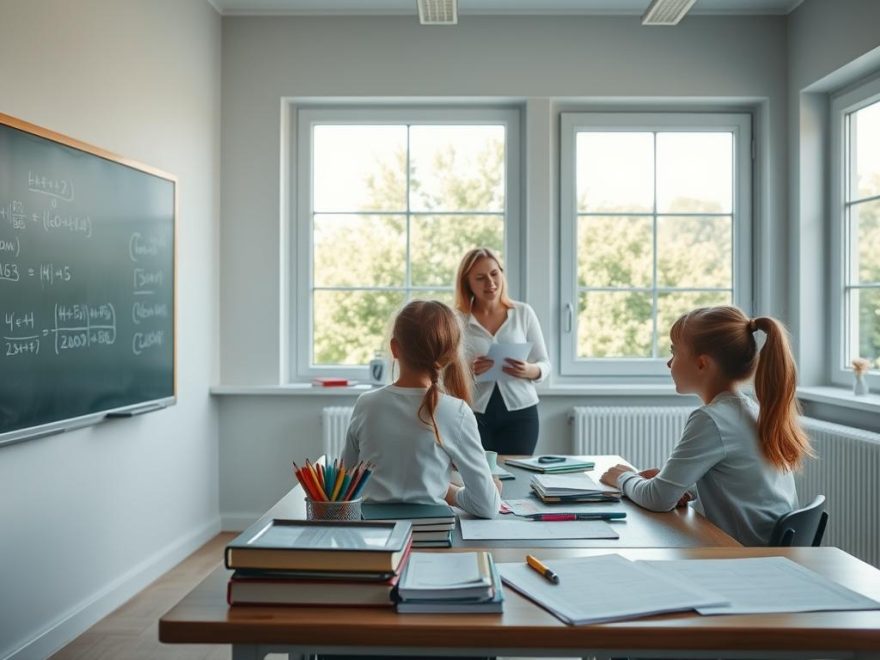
[460, 301, 550, 414]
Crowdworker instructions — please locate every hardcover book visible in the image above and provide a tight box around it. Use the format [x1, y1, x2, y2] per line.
[361, 502, 456, 526]
[225, 518, 412, 572]
[227, 570, 401, 607]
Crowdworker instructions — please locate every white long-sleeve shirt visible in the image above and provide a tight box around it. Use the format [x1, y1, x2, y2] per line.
[615, 391, 799, 546]
[460, 301, 550, 414]
[341, 385, 501, 519]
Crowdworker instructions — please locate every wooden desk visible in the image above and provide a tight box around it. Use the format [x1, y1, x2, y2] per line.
[160, 547, 880, 659]
[256, 455, 737, 549]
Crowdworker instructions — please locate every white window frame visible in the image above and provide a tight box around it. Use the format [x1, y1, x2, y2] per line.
[830, 75, 880, 390]
[559, 112, 753, 377]
[292, 105, 521, 381]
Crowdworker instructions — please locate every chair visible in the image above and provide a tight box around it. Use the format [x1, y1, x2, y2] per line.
[768, 495, 828, 547]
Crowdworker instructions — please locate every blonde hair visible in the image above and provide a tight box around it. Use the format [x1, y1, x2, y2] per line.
[454, 247, 514, 314]
[670, 306, 812, 471]
[392, 300, 472, 445]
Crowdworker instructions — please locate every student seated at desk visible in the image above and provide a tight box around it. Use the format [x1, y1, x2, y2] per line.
[600, 306, 812, 546]
[342, 300, 501, 519]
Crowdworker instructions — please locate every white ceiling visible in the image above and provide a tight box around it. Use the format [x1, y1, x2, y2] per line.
[209, 0, 804, 17]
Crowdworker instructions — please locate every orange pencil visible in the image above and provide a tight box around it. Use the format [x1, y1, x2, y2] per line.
[293, 462, 319, 500]
[304, 460, 327, 501]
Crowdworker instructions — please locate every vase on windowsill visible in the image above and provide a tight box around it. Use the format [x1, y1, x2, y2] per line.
[852, 358, 871, 396]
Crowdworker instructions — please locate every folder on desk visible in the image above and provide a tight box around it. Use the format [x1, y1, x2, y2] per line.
[529, 473, 620, 503]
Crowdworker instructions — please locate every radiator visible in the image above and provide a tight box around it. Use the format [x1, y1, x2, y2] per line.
[796, 418, 880, 567]
[572, 406, 695, 470]
[321, 406, 354, 459]
[571, 405, 880, 567]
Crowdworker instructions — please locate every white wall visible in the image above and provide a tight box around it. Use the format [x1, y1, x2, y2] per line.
[217, 14, 787, 526]
[0, 1, 221, 658]
[786, 0, 880, 383]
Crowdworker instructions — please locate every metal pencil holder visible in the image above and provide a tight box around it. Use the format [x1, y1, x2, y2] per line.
[305, 497, 363, 521]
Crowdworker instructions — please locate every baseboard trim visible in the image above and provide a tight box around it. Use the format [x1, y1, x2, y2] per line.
[5, 517, 222, 660]
[221, 512, 263, 532]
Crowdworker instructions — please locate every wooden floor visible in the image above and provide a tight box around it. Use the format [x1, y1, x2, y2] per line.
[51, 532, 237, 660]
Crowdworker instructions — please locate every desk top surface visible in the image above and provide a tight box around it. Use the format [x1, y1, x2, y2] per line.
[159, 546, 880, 652]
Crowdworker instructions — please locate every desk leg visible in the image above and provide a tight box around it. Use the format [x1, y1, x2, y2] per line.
[232, 644, 310, 660]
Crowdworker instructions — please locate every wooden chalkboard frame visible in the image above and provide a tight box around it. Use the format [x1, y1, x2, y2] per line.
[0, 112, 177, 446]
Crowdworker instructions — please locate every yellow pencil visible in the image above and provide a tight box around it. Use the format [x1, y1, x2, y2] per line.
[330, 463, 347, 501]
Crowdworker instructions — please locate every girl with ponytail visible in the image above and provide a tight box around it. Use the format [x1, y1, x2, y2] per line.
[342, 300, 501, 519]
[600, 306, 811, 546]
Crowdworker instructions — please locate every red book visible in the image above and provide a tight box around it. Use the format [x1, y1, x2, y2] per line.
[311, 377, 350, 387]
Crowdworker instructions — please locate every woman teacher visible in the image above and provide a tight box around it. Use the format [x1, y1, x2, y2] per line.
[454, 247, 550, 455]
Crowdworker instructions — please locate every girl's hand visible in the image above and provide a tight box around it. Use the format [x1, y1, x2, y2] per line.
[502, 358, 540, 380]
[676, 492, 694, 508]
[600, 463, 635, 487]
[445, 484, 462, 507]
[638, 467, 660, 479]
[473, 356, 494, 375]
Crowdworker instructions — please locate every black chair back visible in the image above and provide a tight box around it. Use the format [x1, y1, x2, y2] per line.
[768, 495, 828, 547]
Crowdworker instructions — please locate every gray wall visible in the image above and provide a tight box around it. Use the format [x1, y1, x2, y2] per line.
[0, 1, 221, 658]
[217, 14, 788, 527]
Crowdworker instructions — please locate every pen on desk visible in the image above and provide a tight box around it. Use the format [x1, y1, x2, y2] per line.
[526, 554, 559, 584]
[526, 512, 627, 521]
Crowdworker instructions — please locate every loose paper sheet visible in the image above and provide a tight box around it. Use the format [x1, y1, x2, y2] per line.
[641, 557, 880, 614]
[498, 554, 727, 625]
[475, 342, 532, 383]
[459, 516, 619, 540]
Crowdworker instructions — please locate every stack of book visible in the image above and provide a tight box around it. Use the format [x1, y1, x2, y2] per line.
[224, 518, 413, 607]
[395, 550, 503, 613]
[362, 502, 456, 548]
[530, 472, 621, 503]
[505, 455, 595, 474]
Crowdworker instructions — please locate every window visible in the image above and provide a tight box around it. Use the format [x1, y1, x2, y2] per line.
[559, 113, 752, 377]
[831, 78, 880, 386]
[294, 107, 520, 378]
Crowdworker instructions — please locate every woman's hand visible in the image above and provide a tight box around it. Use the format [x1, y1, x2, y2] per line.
[502, 358, 540, 380]
[676, 492, 694, 508]
[600, 463, 635, 487]
[473, 356, 494, 376]
[638, 467, 660, 479]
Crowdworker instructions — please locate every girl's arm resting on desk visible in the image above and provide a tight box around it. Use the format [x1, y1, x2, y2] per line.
[613, 410, 724, 512]
[447, 405, 501, 518]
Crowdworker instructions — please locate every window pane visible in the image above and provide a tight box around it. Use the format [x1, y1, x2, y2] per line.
[410, 214, 503, 287]
[314, 214, 405, 287]
[852, 287, 880, 368]
[578, 216, 652, 288]
[576, 132, 653, 213]
[409, 125, 505, 212]
[313, 290, 405, 365]
[411, 289, 455, 308]
[313, 125, 407, 212]
[657, 216, 732, 288]
[655, 290, 732, 356]
[657, 133, 732, 213]
[853, 100, 880, 200]
[852, 199, 880, 284]
[578, 291, 653, 358]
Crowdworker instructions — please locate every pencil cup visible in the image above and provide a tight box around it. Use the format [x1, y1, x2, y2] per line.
[305, 497, 363, 521]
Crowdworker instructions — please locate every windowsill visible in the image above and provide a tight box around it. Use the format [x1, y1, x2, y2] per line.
[797, 386, 880, 414]
[210, 383, 681, 397]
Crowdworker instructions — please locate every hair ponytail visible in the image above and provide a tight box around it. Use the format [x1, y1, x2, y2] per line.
[393, 301, 472, 446]
[752, 317, 813, 471]
[671, 306, 812, 471]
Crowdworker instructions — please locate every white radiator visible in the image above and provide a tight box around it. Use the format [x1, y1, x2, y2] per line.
[572, 406, 695, 470]
[797, 418, 880, 567]
[321, 406, 353, 459]
[571, 405, 880, 567]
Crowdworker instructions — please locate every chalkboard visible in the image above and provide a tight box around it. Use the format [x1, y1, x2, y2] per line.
[0, 113, 175, 446]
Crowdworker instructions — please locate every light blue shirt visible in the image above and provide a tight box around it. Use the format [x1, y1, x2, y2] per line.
[616, 391, 799, 546]
[342, 385, 500, 519]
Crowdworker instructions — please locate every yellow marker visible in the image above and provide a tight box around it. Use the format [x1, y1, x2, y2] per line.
[526, 554, 560, 584]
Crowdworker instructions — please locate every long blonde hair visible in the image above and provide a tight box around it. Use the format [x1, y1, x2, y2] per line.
[392, 300, 471, 445]
[454, 247, 514, 314]
[670, 306, 812, 471]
